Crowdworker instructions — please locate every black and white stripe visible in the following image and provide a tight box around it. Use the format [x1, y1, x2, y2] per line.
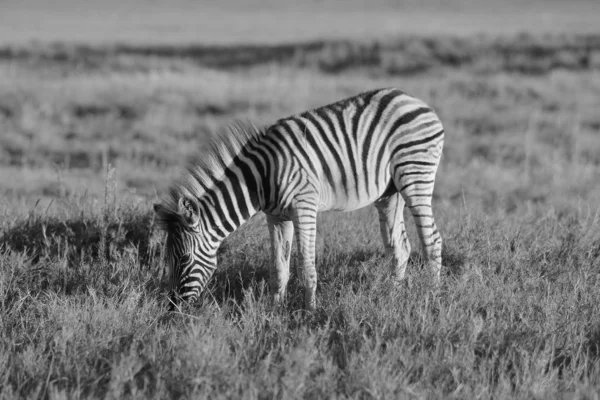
[154, 88, 445, 310]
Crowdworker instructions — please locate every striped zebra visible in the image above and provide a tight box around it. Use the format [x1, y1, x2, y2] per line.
[153, 88, 445, 311]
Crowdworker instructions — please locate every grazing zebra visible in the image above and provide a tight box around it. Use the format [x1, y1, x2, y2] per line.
[153, 88, 445, 311]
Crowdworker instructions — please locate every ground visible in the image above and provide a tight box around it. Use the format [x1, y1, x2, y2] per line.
[1, 1, 600, 399]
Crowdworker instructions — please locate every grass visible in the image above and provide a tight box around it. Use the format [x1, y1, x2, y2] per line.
[2, 200, 600, 398]
[2, 1, 600, 398]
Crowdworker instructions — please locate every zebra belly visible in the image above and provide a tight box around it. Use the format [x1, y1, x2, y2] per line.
[317, 171, 393, 212]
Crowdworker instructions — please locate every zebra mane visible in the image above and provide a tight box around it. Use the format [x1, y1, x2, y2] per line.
[154, 120, 266, 230]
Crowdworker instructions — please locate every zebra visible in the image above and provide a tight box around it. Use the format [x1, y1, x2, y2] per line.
[153, 88, 445, 311]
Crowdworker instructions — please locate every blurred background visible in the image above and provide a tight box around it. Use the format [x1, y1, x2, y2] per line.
[1, 0, 600, 219]
[2, 3, 600, 398]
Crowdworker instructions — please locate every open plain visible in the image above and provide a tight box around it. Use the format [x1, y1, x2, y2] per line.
[1, 0, 600, 398]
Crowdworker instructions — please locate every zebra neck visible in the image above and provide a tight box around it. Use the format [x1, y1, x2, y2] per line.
[193, 139, 268, 244]
[199, 178, 263, 244]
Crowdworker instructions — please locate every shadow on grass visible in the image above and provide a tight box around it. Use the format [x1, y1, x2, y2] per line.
[443, 244, 468, 277]
[0, 209, 167, 306]
[208, 263, 270, 307]
[551, 326, 600, 379]
[1, 211, 468, 313]
[0, 210, 159, 266]
[205, 244, 467, 311]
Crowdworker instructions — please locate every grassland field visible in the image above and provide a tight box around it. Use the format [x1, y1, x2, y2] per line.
[2, 1, 600, 399]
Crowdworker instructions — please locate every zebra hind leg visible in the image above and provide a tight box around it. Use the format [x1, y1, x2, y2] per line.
[395, 169, 443, 283]
[266, 215, 294, 305]
[374, 192, 411, 283]
[392, 155, 442, 283]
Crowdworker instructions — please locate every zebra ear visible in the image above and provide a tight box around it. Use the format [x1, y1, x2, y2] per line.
[177, 194, 200, 227]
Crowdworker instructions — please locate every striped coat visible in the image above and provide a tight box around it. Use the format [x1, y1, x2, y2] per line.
[154, 88, 445, 310]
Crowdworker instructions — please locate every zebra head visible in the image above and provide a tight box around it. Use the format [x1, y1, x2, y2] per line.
[153, 194, 217, 311]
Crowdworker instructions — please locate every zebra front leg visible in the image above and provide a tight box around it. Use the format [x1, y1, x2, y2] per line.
[266, 214, 294, 304]
[292, 205, 318, 311]
[374, 193, 411, 283]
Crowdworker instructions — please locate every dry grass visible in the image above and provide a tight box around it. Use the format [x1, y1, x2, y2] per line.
[2, 2, 600, 398]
